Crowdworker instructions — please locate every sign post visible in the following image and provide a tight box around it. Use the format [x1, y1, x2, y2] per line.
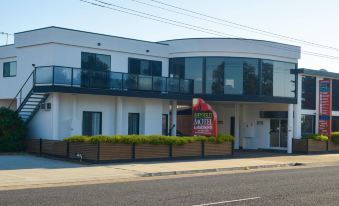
[192, 98, 218, 137]
[319, 79, 332, 137]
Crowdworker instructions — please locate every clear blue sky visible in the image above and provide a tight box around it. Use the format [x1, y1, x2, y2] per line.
[1, 0, 339, 71]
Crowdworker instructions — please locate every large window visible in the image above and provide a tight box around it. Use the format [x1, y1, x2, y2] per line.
[169, 57, 296, 98]
[81, 52, 111, 71]
[301, 76, 316, 110]
[332, 116, 339, 132]
[162, 114, 168, 136]
[206, 57, 224, 94]
[3, 61, 17, 77]
[128, 58, 162, 76]
[261, 61, 273, 96]
[224, 58, 244, 94]
[128, 113, 140, 135]
[332, 80, 339, 111]
[242, 58, 259, 95]
[301, 114, 315, 136]
[82, 112, 102, 136]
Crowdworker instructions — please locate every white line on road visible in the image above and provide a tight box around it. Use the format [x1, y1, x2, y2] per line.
[191, 197, 262, 206]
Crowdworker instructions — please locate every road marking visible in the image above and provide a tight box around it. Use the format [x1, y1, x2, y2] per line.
[191, 197, 261, 206]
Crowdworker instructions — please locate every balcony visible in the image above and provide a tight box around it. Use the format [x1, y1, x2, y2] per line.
[32, 66, 194, 98]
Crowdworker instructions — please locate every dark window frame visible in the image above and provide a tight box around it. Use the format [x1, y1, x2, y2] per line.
[82, 111, 102, 136]
[162, 114, 169, 136]
[301, 114, 315, 136]
[128, 113, 140, 135]
[332, 79, 339, 111]
[3, 61, 17, 77]
[301, 75, 316, 110]
[81, 52, 111, 71]
[128, 57, 162, 77]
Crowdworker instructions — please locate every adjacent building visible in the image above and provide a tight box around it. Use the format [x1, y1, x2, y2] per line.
[0, 26, 336, 153]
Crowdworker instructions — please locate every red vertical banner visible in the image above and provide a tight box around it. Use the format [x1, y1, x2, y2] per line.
[192, 98, 218, 137]
[319, 79, 332, 137]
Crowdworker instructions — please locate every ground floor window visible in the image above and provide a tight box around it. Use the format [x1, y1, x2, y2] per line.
[332, 116, 339, 132]
[128, 113, 140, 135]
[162, 114, 168, 136]
[301, 115, 315, 136]
[82, 111, 102, 136]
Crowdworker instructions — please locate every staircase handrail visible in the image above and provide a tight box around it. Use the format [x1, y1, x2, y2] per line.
[8, 69, 35, 110]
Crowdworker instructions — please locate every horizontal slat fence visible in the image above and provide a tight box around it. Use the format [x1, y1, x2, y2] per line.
[26, 139, 233, 163]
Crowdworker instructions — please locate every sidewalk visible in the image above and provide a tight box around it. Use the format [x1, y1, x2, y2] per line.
[1, 152, 339, 190]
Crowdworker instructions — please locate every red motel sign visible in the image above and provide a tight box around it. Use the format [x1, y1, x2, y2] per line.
[192, 98, 218, 137]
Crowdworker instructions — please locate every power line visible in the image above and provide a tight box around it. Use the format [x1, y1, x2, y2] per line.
[80, 0, 339, 60]
[145, 0, 339, 52]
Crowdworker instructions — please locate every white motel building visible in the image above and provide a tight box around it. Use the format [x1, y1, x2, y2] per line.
[1, 27, 338, 153]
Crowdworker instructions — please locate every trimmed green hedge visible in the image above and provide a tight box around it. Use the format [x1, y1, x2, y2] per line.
[303, 134, 329, 142]
[64, 134, 234, 145]
[331, 132, 339, 143]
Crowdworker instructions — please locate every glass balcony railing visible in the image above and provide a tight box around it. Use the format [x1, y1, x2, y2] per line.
[34, 66, 194, 94]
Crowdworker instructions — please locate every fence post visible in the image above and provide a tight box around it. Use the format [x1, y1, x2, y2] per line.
[97, 142, 100, 163]
[66, 142, 70, 158]
[132, 144, 136, 160]
[169, 145, 173, 159]
[231, 141, 234, 156]
[201, 140, 205, 158]
[39, 138, 42, 155]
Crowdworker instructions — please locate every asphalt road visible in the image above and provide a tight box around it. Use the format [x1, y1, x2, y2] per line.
[2, 165, 339, 206]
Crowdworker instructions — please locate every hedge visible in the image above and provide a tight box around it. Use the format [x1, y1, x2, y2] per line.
[64, 134, 234, 145]
[331, 132, 339, 143]
[303, 134, 329, 142]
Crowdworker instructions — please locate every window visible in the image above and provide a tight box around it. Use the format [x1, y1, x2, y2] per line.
[224, 58, 244, 94]
[82, 112, 102, 136]
[162, 114, 168, 136]
[243, 58, 259, 95]
[81, 52, 110, 71]
[128, 113, 140, 135]
[332, 80, 339, 111]
[128, 58, 162, 76]
[301, 76, 316, 110]
[272, 61, 296, 98]
[332, 116, 339, 132]
[169, 58, 184, 79]
[261, 61, 273, 96]
[3, 61, 17, 77]
[185, 58, 204, 94]
[301, 114, 315, 136]
[206, 57, 225, 94]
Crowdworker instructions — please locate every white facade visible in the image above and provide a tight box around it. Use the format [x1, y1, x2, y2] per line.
[0, 26, 309, 153]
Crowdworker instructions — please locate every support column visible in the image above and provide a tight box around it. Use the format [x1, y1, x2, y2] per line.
[234, 104, 240, 149]
[170, 100, 177, 136]
[115, 96, 123, 134]
[70, 94, 78, 136]
[294, 74, 302, 139]
[288, 104, 294, 153]
[52, 93, 59, 140]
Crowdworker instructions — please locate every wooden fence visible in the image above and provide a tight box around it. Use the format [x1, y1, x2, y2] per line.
[26, 139, 233, 163]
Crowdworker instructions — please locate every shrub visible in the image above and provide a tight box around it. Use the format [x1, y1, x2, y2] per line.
[303, 134, 328, 142]
[0, 107, 27, 152]
[64, 134, 234, 145]
[331, 132, 339, 143]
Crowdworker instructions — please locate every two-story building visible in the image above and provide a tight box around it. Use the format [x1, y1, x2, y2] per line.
[1, 26, 334, 154]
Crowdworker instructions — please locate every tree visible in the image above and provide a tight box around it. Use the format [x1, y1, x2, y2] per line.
[0, 107, 27, 152]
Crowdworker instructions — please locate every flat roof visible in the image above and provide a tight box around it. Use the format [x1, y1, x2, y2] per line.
[300, 68, 339, 79]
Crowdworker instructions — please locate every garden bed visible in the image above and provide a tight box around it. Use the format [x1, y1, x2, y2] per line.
[293, 138, 327, 154]
[26, 134, 234, 163]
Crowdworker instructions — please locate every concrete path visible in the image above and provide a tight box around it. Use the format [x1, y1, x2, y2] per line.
[1, 153, 339, 190]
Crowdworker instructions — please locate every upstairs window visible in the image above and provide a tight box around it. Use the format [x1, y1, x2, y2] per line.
[301, 76, 316, 110]
[332, 80, 339, 111]
[128, 58, 162, 76]
[81, 52, 111, 71]
[3, 61, 17, 77]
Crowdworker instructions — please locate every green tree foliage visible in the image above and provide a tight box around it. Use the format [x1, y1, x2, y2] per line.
[0, 107, 27, 152]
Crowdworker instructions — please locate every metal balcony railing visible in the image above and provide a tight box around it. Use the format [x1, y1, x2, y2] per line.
[34, 66, 194, 94]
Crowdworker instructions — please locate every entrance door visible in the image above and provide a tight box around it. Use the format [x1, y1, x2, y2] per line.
[270, 119, 287, 148]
